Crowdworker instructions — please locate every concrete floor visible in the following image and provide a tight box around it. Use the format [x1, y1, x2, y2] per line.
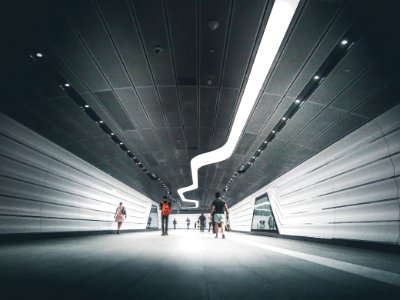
[0, 230, 399, 300]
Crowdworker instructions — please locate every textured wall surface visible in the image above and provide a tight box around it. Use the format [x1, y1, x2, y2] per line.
[0, 113, 157, 234]
[230, 104, 400, 244]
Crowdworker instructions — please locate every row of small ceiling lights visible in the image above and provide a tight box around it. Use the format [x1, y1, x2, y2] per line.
[30, 52, 175, 202]
[221, 37, 354, 200]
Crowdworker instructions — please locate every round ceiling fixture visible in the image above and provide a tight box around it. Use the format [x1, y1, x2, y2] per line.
[153, 45, 163, 54]
[208, 20, 219, 31]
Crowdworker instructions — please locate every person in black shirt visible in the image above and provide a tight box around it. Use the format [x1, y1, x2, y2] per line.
[198, 213, 206, 232]
[210, 192, 229, 239]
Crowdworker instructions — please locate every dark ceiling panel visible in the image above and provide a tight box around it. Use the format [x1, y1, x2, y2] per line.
[96, 0, 153, 87]
[94, 90, 135, 131]
[199, 128, 212, 152]
[265, 0, 340, 96]
[170, 127, 186, 150]
[221, 0, 268, 89]
[289, 106, 346, 148]
[179, 86, 198, 128]
[141, 129, 162, 152]
[234, 133, 257, 155]
[136, 87, 167, 128]
[199, 0, 231, 87]
[286, 4, 356, 98]
[245, 93, 281, 135]
[63, 0, 131, 88]
[158, 87, 182, 127]
[330, 60, 394, 111]
[47, 97, 102, 138]
[114, 87, 151, 130]
[166, 0, 197, 82]
[354, 79, 400, 119]
[154, 127, 174, 151]
[125, 130, 149, 154]
[49, 19, 110, 92]
[214, 88, 239, 129]
[184, 127, 198, 150]
[199, 87, 218, 128]
[132, 0, 175, 86]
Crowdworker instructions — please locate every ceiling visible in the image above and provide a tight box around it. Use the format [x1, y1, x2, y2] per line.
[2, 0, 400, 210]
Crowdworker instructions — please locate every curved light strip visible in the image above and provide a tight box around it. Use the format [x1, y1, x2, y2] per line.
[178, 0, 300, 208]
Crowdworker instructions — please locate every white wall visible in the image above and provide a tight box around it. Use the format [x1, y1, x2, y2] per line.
[230, 103, 400, 245]
[0, 113, 157, 234]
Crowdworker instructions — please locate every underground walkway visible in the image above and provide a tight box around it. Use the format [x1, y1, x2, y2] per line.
[1, 230, 399, 300]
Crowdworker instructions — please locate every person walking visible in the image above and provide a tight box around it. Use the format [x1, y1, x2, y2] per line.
[173, 218, 177, 229]
[160, 195, 171, 236]
[210, 192, 229, 239]
[186, 218, 190, 229]
[114, 202, 127, 234]
[198, 213, 206, 232]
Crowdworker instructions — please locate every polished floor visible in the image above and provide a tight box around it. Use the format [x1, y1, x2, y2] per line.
[1, 229, 399, 300]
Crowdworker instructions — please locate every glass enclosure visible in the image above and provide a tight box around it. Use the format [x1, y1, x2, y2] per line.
[146, 205, 159, 229]
[251, 193, 278, 232]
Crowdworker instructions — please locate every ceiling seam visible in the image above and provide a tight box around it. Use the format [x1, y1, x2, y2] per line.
[93, 0, 165, 155]
[61, 14, 146, 152]
[202, 0, 236, 203]
[162, 0, 194, 192]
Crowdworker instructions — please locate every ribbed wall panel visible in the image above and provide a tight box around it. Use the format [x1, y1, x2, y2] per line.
[230, 103, 400, 244]
[0, 113, 157, 234]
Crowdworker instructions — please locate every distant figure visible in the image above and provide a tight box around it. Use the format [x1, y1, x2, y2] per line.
[147, 216, 152, 227]
[160, 195, 171, 236]
[199, 213, 206, 232]
[194, 220, 197, 229]
[208, 215, 213, 232]
[114, 202, 127, 234]
[186, 218, 190, 229]
[210, 192, 229, 239]
[173, 218, 177, 229]
[268, 216, 276, 230]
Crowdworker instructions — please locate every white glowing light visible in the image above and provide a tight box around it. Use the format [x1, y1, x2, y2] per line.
[177, 0, 300, 208]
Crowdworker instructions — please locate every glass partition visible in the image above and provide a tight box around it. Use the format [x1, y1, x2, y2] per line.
[147, 205, 159, 229]
[251, 193, 278, 232]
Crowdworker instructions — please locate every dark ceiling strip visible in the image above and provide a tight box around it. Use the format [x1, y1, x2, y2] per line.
[221, 26, 362, 200]
[29, 53, 176, 202]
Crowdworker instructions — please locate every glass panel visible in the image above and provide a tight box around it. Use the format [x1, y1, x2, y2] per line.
[147, 205, 159, 229]
[251, 193, 278, 232]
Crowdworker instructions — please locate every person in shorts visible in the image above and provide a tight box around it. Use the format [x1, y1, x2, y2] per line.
[210, 192, 229, 239]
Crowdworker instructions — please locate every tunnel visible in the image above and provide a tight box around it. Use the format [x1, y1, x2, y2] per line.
[1, 0, 400, 299]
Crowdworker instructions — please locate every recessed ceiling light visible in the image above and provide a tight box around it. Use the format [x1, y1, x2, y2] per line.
[99, 120, 104, 124]
[282, 117, 287, 121]
[295, 99, 301, 104]
[36, 53, 43, 58]
[84, 104, 89, 108]
[64, 83, 70, 87]
[272, 130, 276, 134]
[340, 39, 348, 46]
[119, 142, 123, 145]
[313, 75, 320, 80]
[110, 133, 115, 136]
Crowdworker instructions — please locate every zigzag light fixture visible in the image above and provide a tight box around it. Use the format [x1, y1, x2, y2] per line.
[178, 0, 300, 208]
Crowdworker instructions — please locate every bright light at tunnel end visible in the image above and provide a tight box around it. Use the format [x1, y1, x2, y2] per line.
[178, 0, 300, 208]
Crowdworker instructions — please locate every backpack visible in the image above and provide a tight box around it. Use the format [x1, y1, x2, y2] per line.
[121, 207, 126, 215]
[161, 201, 171, 216]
